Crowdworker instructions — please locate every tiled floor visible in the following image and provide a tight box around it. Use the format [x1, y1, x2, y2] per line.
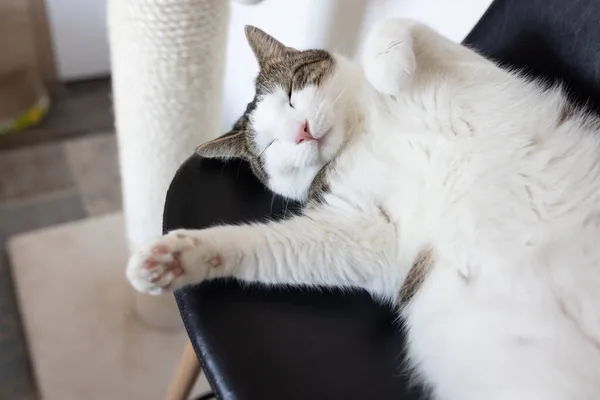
[0, 142, 75, 205]
[65, 134, 121, 216]
[0, 77, 118, 399]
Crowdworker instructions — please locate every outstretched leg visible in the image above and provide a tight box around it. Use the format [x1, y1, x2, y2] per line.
[127, 204, 398, 298]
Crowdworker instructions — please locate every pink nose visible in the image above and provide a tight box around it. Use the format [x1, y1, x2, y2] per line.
[295, 121, 315, 144]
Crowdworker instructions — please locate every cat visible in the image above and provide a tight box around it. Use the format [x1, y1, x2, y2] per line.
[126, 19, 600, 399]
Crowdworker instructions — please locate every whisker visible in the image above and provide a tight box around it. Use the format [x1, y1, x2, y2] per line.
[314, 86, 347, 124]
[236, 159, 243, 177]
[259, 140, 275, 157]
[327, 71, 339, 89]
[270, 192, 276, 216]
[330, 87, 348, 108]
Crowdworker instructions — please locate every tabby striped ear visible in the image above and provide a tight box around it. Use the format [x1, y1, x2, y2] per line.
[244, 25, 288, 67]
[196, 131, 250, 161]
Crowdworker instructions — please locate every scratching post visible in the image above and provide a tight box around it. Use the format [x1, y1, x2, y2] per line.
[108, 0, 230, 329]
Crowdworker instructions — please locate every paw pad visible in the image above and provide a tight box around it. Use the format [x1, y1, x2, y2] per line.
[126, 231, 217, 295]
[209, 255, 222, 268]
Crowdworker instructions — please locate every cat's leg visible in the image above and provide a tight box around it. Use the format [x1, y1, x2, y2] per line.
[362, 19, 491, 97]
[362, 19, 418, 97]
[126, 205, 398, 297]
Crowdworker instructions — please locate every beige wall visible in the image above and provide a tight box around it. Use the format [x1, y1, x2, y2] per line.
[0, 0, 53, 120]
[28, 0, 57, 83]
[0, 0, 37, 75]
[0, 0, 55, 82]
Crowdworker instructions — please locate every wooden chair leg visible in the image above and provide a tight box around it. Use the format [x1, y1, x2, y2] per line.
[165, 340, 201, 400]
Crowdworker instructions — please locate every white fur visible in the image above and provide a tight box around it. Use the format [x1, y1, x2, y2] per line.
[127, 19, 600, 399]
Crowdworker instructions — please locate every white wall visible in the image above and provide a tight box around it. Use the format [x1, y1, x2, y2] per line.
[359, 0, 494, 46]
[45, 0, 110, 81]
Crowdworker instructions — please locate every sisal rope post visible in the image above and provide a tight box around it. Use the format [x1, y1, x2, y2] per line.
[108, 0, 230, 329]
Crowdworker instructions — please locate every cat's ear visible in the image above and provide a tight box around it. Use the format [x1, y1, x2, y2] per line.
[244, 25, 288, 66]
[196, 131, 250, 161]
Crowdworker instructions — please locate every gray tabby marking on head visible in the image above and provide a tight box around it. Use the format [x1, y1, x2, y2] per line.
[196, 25, 336, 200]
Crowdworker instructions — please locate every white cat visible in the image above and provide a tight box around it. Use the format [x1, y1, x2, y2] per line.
[127, 19, 600, 399]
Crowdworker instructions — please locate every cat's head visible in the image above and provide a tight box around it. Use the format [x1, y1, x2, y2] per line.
[197, 26, 360, 201]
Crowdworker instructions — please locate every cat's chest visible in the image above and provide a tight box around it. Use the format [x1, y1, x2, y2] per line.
[327, 129, 535, 244]
[328, 134, 449, 222]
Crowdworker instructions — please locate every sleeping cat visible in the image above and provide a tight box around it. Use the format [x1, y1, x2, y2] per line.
[126, 19, 600, 399]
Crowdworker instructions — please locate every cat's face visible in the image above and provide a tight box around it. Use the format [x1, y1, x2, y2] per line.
[197, 26, 358, 201]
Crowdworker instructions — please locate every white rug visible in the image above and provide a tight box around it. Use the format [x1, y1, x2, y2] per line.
[7, 212, 211, 400]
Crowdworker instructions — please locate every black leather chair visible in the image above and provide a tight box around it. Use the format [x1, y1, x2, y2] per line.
[163, 0, 600, 398]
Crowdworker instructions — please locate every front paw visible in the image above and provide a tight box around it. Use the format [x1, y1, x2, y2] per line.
[126, 230, 221, 295]
[362, 19, 418, 96]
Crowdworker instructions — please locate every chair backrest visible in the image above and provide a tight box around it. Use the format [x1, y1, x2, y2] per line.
[464, 0, 600, 112]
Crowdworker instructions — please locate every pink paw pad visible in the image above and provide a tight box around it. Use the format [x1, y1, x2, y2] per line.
[143, 259, 158, 269]
[142, 247, 186, 288]
[209, 255, 222, 268]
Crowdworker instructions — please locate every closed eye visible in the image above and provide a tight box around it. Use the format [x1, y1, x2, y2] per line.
[288, 72, 296, 108]
[287, 83, 294, 108]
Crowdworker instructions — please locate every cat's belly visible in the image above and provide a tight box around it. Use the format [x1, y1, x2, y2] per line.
[399, 200, 600, 399]
[401, 237, 600, 399]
